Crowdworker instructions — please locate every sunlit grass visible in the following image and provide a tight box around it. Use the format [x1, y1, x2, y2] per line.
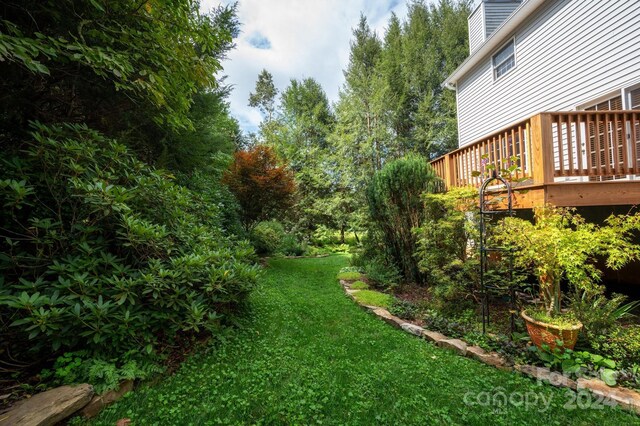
[352, 289, 393, 308]
[336, 271, 361, 281]
[350, 280, 369, 290]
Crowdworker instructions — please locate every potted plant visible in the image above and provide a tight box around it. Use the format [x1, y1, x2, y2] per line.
[495, 205, 640, 350]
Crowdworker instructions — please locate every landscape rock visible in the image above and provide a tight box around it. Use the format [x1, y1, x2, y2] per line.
[81, 380, 134, 418]
[577, 378, 640, 414]
[400, 323, 424, 336]
[371, 308, 404, 328]
[515, 365, 577, 389]
[420, 329, 448, 343]
[1, 384, 93, 426]
[437, 339, 468, 356]
[466, 348, 510, 370]
[465, 345, 487, 358]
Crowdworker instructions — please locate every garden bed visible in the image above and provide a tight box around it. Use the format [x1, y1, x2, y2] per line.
[339, 275, 640, 416]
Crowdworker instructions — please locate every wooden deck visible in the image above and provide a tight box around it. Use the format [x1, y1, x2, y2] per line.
[430, 111, 640, 209]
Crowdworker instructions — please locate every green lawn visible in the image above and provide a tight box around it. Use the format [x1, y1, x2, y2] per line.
[88, 256, 635, 425]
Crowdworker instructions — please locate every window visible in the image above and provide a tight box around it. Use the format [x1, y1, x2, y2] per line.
[492, 39, 515, 79]
[584, 95, 624, 181]
[629, 87, 640, 109]
[584, 95, 622, 111]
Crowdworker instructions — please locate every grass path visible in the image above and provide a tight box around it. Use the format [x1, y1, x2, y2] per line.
[90, 256, 636, 425]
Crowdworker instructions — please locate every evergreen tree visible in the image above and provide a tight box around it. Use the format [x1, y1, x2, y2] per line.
[377, 13, 412, 155]
[248, 69, 279, 122]
[331, 15, 383, 193]
[269, 78, 336, 233]
[160, 87, 241, 173]
[0, 1, 240, 165]
[326, 1, 471, 237]
[400, 0, 471, 157]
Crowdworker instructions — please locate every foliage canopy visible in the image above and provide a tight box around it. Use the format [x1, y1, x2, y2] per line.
[0, 0, 239, 162]
[0, 123, 259, 362]
[366, 155, 442, 284]
[223, 145, 296, 229]
[496, 206, 640, 316]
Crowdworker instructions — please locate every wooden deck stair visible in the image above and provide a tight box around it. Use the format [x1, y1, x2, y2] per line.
[430, 111, 640, 209]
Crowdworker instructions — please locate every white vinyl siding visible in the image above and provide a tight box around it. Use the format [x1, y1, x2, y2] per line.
[456, 0, 640, 147]
[468, 1, 521, 54]
[468, 5, 485, 53]
[484, 1, 522, 37]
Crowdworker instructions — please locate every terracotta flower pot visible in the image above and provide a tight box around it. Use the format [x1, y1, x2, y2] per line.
[521, 310, 583, 351]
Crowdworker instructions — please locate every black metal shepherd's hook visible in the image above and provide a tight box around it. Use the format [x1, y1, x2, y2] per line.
[479, 171, 515, 335]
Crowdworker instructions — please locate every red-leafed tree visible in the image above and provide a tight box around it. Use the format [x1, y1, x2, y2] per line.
[223, 145, 296, 229]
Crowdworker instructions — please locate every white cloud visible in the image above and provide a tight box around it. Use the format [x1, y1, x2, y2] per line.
[200, 0, 409, 135]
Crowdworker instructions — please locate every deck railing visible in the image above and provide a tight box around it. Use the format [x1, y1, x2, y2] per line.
[550, 111, 640, 179]
[431, 111, 640, 189]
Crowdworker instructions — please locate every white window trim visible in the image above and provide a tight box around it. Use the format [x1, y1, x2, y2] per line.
[624, 83, 640, 109]
[492, 37, 516, 81]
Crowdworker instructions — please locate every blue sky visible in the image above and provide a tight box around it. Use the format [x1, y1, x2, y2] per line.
[200, 0, 410, 135]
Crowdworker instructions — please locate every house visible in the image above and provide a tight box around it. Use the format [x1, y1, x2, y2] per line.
[431, 0, 640, 208]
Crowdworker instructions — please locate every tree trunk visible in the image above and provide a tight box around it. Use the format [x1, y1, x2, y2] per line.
[540, 272, 560, 316]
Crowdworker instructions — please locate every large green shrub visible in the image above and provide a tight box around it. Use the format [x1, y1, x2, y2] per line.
[366, 155, 441, 284]
[0, 0, 239, 158]
[364, 257, 401, 290]
[311, 225, 341, 247]
[415, 187, 477, 278]
[251, 221, 286, 255]
[251, 221, 307, 256]
[0, 123, 259, 364]
[279, 234, 306, 256]
[179, 153, 246, 239]
[414, 187, 480, 310]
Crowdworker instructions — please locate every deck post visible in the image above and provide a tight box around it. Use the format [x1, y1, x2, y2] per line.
[443, 153, 455, 189]
[529, 113, 554, 186]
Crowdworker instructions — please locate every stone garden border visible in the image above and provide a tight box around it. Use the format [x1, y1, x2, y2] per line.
[339, 279, 640, 416]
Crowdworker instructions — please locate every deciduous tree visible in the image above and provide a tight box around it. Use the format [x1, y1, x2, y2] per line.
[0, 0, 240, 163]
[223, 145, 296, 229]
